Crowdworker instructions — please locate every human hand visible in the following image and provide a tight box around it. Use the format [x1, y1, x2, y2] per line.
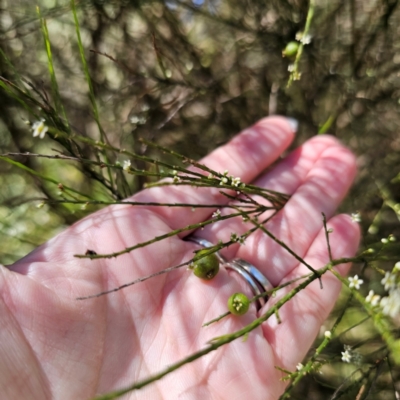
[1, 116, 360, 399]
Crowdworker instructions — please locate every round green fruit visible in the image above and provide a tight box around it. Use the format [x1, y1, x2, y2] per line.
[227, 293, 250, 315]
[192, 250, 219, 280]
[282, 41, 299, 58]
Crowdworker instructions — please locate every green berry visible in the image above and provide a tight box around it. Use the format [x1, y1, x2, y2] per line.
[227, 293, 250, 315]
[282, 41, 299, 58]
[191, 250, 219, 280]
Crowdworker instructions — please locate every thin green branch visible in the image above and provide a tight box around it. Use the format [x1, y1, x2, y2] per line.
[140, 138, 290, 207]
[41, 198, 257, 209]
[76, 260, 191, 300]
[70, 0, 115, 191]
[0, 77, 41, 117]
[287, 0, 315, 87]
[322, 212, 333, 261]
[37, 6, 69, 125]
[74, 211, 245, 259]
[0, 155, 92, 200]
[280, 295, 353, 398]
[248, 216, 321, 278]
[93, 259, 354, 400]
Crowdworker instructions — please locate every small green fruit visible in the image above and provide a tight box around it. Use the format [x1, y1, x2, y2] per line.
[227, 293, 250, 315]
[282, 41, 299, 58]
[191, 250, 219, 280]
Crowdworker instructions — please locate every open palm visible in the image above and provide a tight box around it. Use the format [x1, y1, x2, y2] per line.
[1, 116, 360, 400]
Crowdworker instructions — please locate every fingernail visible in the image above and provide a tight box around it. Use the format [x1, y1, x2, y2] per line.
[286, 117, 298, 132]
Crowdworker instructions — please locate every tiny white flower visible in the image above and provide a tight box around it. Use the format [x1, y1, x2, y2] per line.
[381, 238, 389, 244]
[348, 275, 364, 290]
[324, 331, 332, 339]
[366, 290, 381, 307]
[341, 349, 352, 363]
[288, 63, 295, 72]
[238, 235, 246, 245]
[296, 363, 304, 371]
[207, 173, 213, 179]
[389, 235, 396, 242]
[123, 160, 131, 171]
[173, 176, 180, 183]
[351, 212, 362, 223]
[223, 170, 229, 176]
[220, 177, 228, 185]
[32, 119, 48, 139]
[381, 272, 397, 291]
[394, 261, 400, 271]
[212, 209, 221, 218]
[300, 34, 312, 45]
[231, 176, 241, 187]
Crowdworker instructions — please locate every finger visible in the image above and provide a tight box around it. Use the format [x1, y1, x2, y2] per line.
[195, 135, 356, 282]
[238, 139, 357, 284]
[133, 116, 296, 230]
[260, 214, 360, 374]
[202, 134, 341, 242]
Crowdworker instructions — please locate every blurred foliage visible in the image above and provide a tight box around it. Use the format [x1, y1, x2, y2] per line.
[1, 0, 400, 398]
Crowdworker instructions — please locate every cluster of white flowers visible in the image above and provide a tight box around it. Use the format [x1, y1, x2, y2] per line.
[342, 242, 400, 364]
[218, 170, 245, 188]
[352, 260, 400, 319]
[295, 31, 312, 45]
[381, 234, 396, 244]
[377, 261, 400, 318]
[365, 290, 380, 306]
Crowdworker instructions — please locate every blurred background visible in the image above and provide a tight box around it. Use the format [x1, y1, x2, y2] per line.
[1, 0, 400, 398]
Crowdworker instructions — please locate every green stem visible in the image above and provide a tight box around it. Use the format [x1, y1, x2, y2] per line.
[93, 259, 354, 400]
[74, 212, 244, 259]
[287, 0, 315, 88]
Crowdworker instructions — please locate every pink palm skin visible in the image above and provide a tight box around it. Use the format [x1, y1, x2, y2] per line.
[1, 116, 360, 399]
